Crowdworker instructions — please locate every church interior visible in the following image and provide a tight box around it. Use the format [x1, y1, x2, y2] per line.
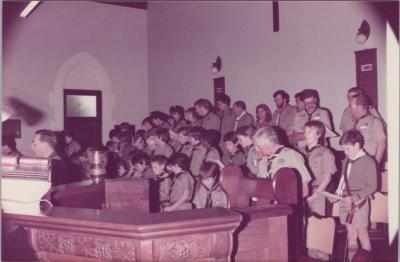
[1, 1, 399, 261]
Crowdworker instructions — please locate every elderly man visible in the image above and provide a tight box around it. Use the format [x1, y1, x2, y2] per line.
[195, 98, 221, 131]
[252, 126, 311, 198]
[31, 129, 79, 185]
[350, 93, 386, 165]
[289, 89, 334, 154]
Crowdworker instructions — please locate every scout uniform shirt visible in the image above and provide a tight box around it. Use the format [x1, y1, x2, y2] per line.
[290, 107, 332, 151]
[154, 143, 174, 158]
[201, 111, 221, 131]
[190, 144, 207, 176]
[169, 170, 195, 210]
[340, 106, 386, 133]
[353, 113, 386, 158]
[306, 144, 337, 216]
[222, 150, 246, 166]
[172, 119, 187, 132]
[193, 181, 228, 208]
[257, 146, 312, 185]
[178, 142, 193, 158]
[271, 104, 297, 135]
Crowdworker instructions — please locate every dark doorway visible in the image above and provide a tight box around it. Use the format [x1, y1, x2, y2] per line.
[64, 89, 102, 148]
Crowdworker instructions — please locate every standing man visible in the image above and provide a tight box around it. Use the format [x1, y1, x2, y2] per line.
[290, 89, 334, 154]
[216, 94, 236, 139]
[233, 100, 254, 131]
[195, 99, 221, 131]
[295, 91, 305, 112]
[340, 87, 386, 134]
[271, 90, 298, 137]
[350, 93, 386, 166]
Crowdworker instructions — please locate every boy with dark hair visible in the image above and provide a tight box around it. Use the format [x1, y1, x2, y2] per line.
[175, 126, 193, 158]
[329, 130, 377, 262]
[193, 162, 227, 208]
[194, 98, 221, 131]
[154, 128, 174, 158]
[2, 135, 23, 157]
[188, 126, 207, 177]
[222, 131, 245, 166]
[163, 153, 195, 211]
[169, 105, 187, 132]
[151, 111, 172, 130]
[235, 125, 258, 176]
[202, 129, 222, 163]
[131, 152, 155, 179]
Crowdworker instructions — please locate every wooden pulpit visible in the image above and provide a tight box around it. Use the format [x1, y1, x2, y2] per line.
[220, 165, 300, 261]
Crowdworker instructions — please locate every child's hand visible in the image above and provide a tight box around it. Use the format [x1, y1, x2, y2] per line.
[306, 192, 318, 203]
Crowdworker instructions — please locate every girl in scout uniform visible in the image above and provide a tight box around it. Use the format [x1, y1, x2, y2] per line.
[193, 162, 227, 208]
[329, 130, 377, 262]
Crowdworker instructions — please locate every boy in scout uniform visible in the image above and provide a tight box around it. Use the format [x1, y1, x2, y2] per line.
[329, 130, 377, 262]
[235, 125, 259, 176]
[303, 121, 337, 261]
[222, 131, 246, 167]
[252, 126, 312, 198]
[194, 99, 221, 131]
[340, 87, 386, 133]
[350, 93, 386, 166]
[188, 127, 207, 177]
[154, 128, 174, 158]
[193, 161, 228, 208]
[289, 89, 334, 154]
[163, 153, 195, 212]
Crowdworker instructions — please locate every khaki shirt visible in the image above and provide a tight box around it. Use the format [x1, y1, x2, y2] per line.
[190, 145, 207, 176]
[271, 105, 297, 135]
[306, 145, 336, 187]
[204, 147, 221, 162]
[178, 143, 193, 158]
[220, 108, 236, 137]
[257, 147, 312, 184]
[245, 146, 259, 175]
[290, 107, 333, 151]
[201, 112, 221, 131]
[169, 171, 195, 210]
[193, 184, 228, 208]
[340, 106, 386, 133]
[154, 143, 174, 158]
[354, 114, 386, 157]
[222, 151, 246, 166]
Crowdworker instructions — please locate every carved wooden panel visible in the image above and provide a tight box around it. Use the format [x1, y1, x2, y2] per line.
[153, 234, 212, 261]
[32, 229, 136, 261]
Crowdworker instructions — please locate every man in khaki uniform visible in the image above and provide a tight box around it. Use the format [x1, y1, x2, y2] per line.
[252, 126, 311, 198]
[271, 90, 298, 137]
[289, 89, 334, 154]
[340, 87, 386, 133]
[216, 94, 236, 156]
[195, 99, 221, 131]
[350, 93, 386, 165]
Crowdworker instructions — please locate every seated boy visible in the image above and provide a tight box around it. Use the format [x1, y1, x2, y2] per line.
[131, 152, 155, 179]
[222, 131, 246, 166]
[175, 126, 193, 158]
[328, 130, 377, 262]
[163, 153, 195, 211]
[188, 127, 207, 177]
[150, 155, 171, 205]
[193, 162, 228, 208]
[154, 128, 174, 158]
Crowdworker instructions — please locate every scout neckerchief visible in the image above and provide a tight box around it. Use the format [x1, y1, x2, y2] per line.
[353, 112, 370, 130]
[201, 179, 220, 208]
[168, 171, 186, 197]
[305, 144, 321, 155]
[343, 154, 368, 224]
[204, 146, 217, 162]
[228, 150, 241, 164]
[266, 146, 285, 178]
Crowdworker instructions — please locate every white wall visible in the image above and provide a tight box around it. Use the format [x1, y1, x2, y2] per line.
[3, 1, 148, 155]
[148, 1, 387, 149]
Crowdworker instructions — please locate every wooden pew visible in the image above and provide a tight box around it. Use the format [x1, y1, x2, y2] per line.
[3, 207, 242, 262]
[220, 165, 300, 261]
